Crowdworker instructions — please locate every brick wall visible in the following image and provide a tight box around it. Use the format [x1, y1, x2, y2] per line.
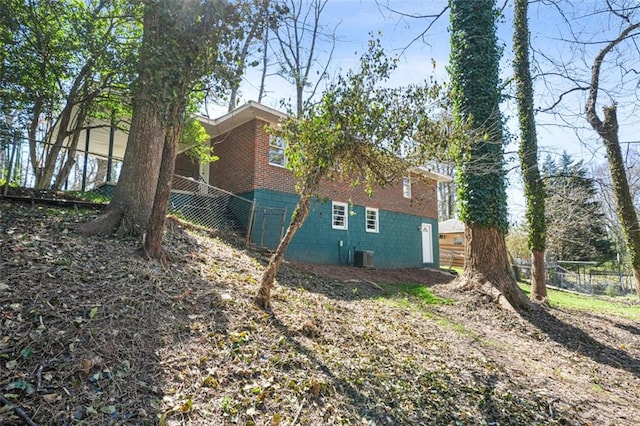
[253, 119, 298, 193]
[209, 121, 256, 194]
[251, 119, 438, 219]
[318, 174, 438, 220]
[174, 152, 199, 178]
[213, 118, 439, 220]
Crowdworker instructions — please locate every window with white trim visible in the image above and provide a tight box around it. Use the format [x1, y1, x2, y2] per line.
[365, 207, 379, 233]
[332, 201, 348, 230]
[268, 135, 286, 167]
[402, 176, 411, 198]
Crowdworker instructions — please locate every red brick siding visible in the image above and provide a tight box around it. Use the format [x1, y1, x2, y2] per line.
[174, 152, 199, 178]
[212, 118, 438, 219]
[318, 174, 438, 219]
[253, 119, 297, 193]
[209, 121, 256, 194]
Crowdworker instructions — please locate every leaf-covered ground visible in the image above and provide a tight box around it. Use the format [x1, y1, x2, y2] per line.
[1, 200, 640, 425]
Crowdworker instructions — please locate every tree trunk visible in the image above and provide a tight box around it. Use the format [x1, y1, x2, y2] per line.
[93, 158, 108, 187]
[514, 0, 547, 302]
[76, 90, 163, 237]
[144, 123, 181, 259]
[37, 62, 94, 189]
[28, 98, 43, 185]
[530, 249, 547, 302]
[258, 24, 269, 103]
[77, 5, 164, 237]
[455, 224, 531, 311]
[255, 193, 312, 310]
[598, 107, 640, 301]
[584, 19, 640, 301]
[53, 107, 87, 190]
[97, 99, 163, 237]
[36, 107, 72, 189]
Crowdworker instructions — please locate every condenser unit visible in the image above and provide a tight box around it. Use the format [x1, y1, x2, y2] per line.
[354, 250, 374, 268]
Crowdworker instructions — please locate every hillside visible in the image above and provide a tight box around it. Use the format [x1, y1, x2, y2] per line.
[1, 200, 640, 425]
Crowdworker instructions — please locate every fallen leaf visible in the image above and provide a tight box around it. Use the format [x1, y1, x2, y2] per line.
[80, 358, 93, 374]
[42, 393, 60, 403]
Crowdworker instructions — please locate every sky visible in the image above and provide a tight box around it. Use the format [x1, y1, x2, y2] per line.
[210, 0, 640, 222]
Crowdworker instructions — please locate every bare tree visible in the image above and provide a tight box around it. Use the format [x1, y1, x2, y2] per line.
[531, 1, 640, 300]
[271, 0, 335, 116]
[227, 0, 270, 111]
[583, 9, 640, 300]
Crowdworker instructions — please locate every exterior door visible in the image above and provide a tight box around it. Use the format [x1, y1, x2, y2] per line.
[421, 223, 433, 264]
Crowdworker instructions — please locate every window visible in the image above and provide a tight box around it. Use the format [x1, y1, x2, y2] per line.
[269, 135, 286, 167]
[402, 176, 411, 198]
[332, 201, 348, 230]
[365, 207, 379, 233]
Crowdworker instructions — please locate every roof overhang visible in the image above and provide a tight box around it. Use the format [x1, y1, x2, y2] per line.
[197, 101, 287, 138]
[438, 218, 465, 234]
[409, 166, 453, 183]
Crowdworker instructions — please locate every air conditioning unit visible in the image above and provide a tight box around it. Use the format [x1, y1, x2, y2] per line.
[354, 250, 374, 268]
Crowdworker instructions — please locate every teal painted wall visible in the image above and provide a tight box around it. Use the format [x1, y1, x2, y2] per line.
[242, 189, 439, 269]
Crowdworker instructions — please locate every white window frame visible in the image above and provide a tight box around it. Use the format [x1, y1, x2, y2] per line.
[365, 207, 379, 233]
[402, 176, 411, 199]
[332, 201, 348, 230]
[268, 135, 287, 167]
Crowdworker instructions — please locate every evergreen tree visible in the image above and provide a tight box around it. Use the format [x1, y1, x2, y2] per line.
[542, 152, 614, 263]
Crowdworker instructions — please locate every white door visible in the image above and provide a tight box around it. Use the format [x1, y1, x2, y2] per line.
[421, 223, 433, 263]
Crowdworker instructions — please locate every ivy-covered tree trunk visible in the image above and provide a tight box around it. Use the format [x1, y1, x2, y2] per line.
[449, 0, 530, 311]
[513, 0, 547, 302]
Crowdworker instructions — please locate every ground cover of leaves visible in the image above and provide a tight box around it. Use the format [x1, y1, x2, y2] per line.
[1, 200, 640, 425]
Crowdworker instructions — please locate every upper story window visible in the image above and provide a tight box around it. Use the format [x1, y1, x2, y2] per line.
[402, 176, 411, 199]
[269, 135, 286, 167]
[365, 207, 379, 233]
[332, 201, 348, 230]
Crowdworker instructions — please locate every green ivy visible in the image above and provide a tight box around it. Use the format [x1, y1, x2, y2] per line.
[448, 0, 508, 234]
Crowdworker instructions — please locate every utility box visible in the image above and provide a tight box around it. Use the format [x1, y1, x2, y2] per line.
[354, 250, 374, 268]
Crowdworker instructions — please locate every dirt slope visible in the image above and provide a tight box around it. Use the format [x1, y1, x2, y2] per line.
[1, 200, 640, 425]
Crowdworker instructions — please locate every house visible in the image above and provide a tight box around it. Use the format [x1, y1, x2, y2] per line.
[175, 101, 450, 269]
[438, 218, 465, 269]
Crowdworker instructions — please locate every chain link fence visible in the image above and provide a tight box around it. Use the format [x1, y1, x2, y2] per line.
[169, 175, 255, 242]
[517, 263, 636, 296]
[2, 136, 283, 247]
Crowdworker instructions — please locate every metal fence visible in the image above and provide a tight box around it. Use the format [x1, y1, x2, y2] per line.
[517, 263, 636, 296]
[2, 136, 284, 247]
[169, 175, 256, 242]
[1, 136, 122, 191]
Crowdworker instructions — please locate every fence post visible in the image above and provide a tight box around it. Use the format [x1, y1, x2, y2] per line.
[246, 200, 256, 247]
[3, 136, 18, 196]
[81, 128, 90, 191]
[106, 119, 115, 182]
[279, 207, 287, 242]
